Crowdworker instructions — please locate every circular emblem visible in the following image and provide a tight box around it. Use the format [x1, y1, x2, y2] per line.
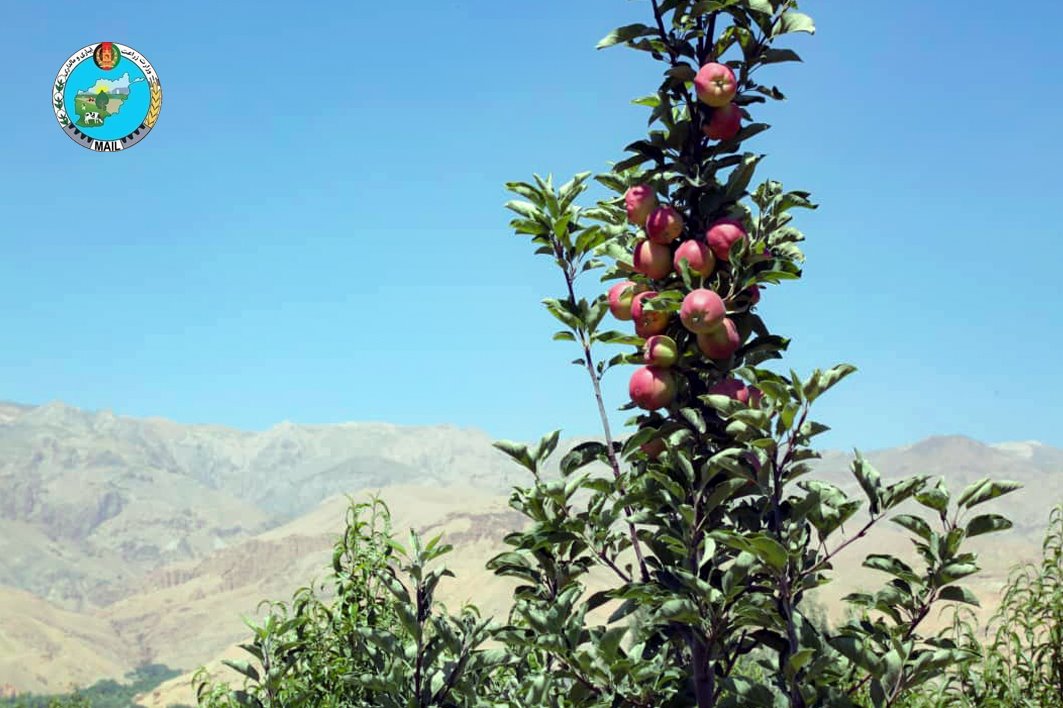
[52, 42, 162, 152]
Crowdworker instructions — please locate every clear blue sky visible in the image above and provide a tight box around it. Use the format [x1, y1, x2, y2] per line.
[2, 1, 1061, 453]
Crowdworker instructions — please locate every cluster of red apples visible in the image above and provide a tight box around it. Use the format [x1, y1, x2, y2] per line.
[607, 62, 761, 422]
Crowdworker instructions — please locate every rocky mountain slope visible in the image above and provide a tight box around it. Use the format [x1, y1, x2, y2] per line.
[0, 400, 1059, 702]
[0, 401, 524, 610]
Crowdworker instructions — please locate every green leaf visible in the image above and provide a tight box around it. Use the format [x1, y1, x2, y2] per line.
[595, 330, 645, 346]
[701, 478, 750, 515]
[777, 11, 815, 35]
[813, 363, 857, 400]
[532, 429, 561, 463]
[560, 441, 608, 476]
[760, 48, 802, 65]
[494, 440, 536, 472]
[851, 453, 882, 515]
[936, 561, 979, 585]
[730, 533, 788, 571]
[863, 554, 919, 583]
[884, 477, 929, 510]
[505, 181, 541, 202]
[965, 513, 1013, 538]
[504, 200, 542, 220]
[958, 479, 1022, 510]
[891, 514, 932, 542]
[915, 478, 950, 515]
[597, 23, 657, 50]
[700, 394, 745, 417]
[553, 330, 576, 342]
[724, 153, 762, 202]
[680, 407, 707, 434]
[542, 297, 583, 331]
[744, 0, 773, 15]
[829, 635, 880, 674]
[691, 0, 734, 14]
[221, 660, 260, 683]
[786, 647, 815, 677]
[666, 64, 697, 82]
[938, 585, 980, 607]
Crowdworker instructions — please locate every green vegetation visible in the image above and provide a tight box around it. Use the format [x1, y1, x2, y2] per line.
[1, 664, 183, 708]
[190, 1, 1061, 705]
[192, 498, 1062, 707]
[74, 92, 125, 127]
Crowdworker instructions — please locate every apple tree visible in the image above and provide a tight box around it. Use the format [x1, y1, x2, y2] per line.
[493, 1, 1023, 706]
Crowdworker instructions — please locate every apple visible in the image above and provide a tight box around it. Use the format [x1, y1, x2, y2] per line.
[704, 102, 742, 141]
[694, 62, 737, 108]
[708, 377, 751, 404]
[646, 205, 684, 245]
[633, 239, 672, 280]
[744, 285, 761, 306]
[708, 378, 762, 406]
[641, 437, 666, 460]
[695, 318, 741, 360]
[643, 335, 678, 368]
[680, 288, 726, 334]
[706, 219, 748, 262]
[631, 291, 670, 338]
[608, 281, 638, 321]
[673, 240, 716, 277]
[629, 366, 677, 410]
[625, 185, 658, 227]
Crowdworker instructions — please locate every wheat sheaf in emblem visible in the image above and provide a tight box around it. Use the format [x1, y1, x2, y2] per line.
[144, 82, 162, 129]
[51, 42, 163, 152]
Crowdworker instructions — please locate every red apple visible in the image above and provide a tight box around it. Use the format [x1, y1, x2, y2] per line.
[695, 318, 741, 360]
[646, 205, 684, 245]
[680, 288, 726, 334]
[629, 366, 677, 410]
[633, 239, 672, 280]
[673, 240, 716, 277]
[641, 437, 666, 460]
[625, 185, 658, 227]
[744, 285, 761, 306]
[608, 281, 638, 321]
[631, 291, 670, 338]
[708, 379, 763, 406]
[708, 377, 748, 402]
[694, 62, 737, 108]
[643, 335, 679, 368]
[706, 219, 748, 261]
[704, 102, 742, 141]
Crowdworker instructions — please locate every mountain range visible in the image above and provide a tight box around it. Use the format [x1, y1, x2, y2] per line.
[0, 400, 1059, 705]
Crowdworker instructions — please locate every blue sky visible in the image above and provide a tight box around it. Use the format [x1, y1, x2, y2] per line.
[2, 1, 1061, 453]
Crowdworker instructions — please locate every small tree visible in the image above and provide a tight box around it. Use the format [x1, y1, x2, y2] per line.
[919, 504, 1063, 707]
[490, 1, 1023, 706]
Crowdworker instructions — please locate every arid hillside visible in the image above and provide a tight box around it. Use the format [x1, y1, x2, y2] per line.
[0, 401, 1058, 703]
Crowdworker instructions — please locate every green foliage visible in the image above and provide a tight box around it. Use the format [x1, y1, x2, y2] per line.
[1, 664, 182, 708]
[190, 2, 1057, 707]
[192, 496, 509, 707]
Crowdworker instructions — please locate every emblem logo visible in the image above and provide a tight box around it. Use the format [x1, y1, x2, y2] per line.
[52, 42, 162, 152]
